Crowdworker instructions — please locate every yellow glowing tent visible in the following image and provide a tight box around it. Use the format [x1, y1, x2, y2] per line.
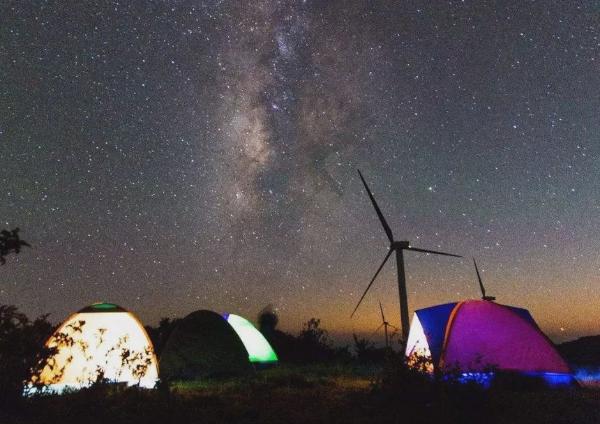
[27, 303, 159, 394]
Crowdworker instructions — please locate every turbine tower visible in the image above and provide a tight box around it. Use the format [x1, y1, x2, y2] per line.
[473, 257, 496, 301]
[351, 170, 462, 342]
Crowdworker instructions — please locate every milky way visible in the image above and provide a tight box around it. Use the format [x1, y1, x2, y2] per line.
[1, 1, 599, 344]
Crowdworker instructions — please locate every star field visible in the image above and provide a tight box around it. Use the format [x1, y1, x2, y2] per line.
[1, 1, 599, 344]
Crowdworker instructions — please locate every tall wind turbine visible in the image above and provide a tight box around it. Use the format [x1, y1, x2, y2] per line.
[372, 301, 398, 348]
[351, 170, 462, 342]
[473, 257, 496, 301]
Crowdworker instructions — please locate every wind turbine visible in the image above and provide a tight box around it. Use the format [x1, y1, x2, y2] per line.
[473, 257, 496, 301]
[351, 170, 462, 342]
[372, 301, 398, 348]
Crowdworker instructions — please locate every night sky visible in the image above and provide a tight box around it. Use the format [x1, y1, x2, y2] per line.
[1, 1, 598, 344]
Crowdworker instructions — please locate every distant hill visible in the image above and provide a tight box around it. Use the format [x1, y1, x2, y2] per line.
[558, 336, 600, 366]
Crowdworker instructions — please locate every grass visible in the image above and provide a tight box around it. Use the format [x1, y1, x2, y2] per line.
[171, 363, 374, 393]
[2, 364, 600, 424]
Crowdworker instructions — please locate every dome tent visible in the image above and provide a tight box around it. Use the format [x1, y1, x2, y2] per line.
[159, 310, 251, 380]
[405, 300, 574, 386]
[223, 313, 278, 365]
[27, 303, 159, 394]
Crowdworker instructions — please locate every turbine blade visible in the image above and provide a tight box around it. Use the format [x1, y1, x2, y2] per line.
[473, 257, 486, 298]
[371, 323, 385, 337]
[388, 324, 400, 331]
[357, 170, 394, 243]
[379, 300, 385, 323]
[406, 247, 462, 258]
[351, 249, 394, 318]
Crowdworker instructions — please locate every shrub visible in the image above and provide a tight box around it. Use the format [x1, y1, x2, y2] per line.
[0, 305, 55, 403]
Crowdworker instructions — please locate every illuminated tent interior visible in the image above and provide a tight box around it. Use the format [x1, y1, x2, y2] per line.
[223, 313, 278, 365]
[159, 310, 252, 380]
[405, 300, 574, 386]
[27, 303, 159, 394]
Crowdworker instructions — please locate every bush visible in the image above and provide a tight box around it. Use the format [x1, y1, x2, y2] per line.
[0, 305, 55, 404]
[373, 354, 493, 423]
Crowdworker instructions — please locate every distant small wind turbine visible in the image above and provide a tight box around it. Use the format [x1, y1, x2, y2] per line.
[351, 170, 462, 342]
[371, 301, 398, 348]
[473, 257, 496, 301]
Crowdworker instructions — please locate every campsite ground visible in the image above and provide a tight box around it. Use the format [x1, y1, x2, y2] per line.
[3, 365, 600, 424]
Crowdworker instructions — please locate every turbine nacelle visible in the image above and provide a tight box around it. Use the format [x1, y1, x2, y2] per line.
[392, 241, 411, 250]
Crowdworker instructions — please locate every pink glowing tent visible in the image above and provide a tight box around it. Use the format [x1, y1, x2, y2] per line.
[405, 300, 571, 378]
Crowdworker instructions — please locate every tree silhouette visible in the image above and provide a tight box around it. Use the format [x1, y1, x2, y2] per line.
[145, 317, 181, 356]
[0, 228, 30, 265]
[299, 318, 329, 347]
[0, 305, 55, 402]
[257, 304, 278, 339]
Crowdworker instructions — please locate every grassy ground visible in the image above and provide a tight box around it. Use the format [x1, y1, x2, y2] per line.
[2, 364, 600, 424]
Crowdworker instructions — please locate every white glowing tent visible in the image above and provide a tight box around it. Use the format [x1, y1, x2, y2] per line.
[28, 303, 159, 394]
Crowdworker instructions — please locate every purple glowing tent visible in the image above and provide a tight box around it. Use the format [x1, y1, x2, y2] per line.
[405, 300, 571, 378]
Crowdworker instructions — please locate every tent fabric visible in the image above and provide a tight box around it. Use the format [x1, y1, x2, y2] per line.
[409, 302, 457, 366]
[441, 301, 570, 373]
[404, 314, 434, 372]
[28, 303, 159, 393]
[407, 300, 571, 375]
[159, 310, 251, 380]
[223, 313, 278, 364]
[78, 302, 127, 313]
[505, 305, 536, 327]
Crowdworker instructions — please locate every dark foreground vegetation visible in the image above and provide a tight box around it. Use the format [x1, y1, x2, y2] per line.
[2, 303, 600, 423]
[1, 364, 600, 424]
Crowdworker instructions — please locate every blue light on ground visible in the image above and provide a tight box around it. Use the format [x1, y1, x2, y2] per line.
[457, 372, 495, 388]
[521, 372, 576, 388]
[572, 367, 600, 386]
[453, 371, 576, 389]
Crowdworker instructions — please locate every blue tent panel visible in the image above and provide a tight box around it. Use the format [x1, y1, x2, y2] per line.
[414, 302, 457, 366]
[508, 306, 536, 325]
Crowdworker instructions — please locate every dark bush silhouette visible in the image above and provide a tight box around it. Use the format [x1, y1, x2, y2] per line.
[0, 305, 54, 403]
[145, 317, 181, 357]
[352, 334, 388, 364]
[374, 353, 493, 423]
[296, 318, 340, 361]
[558, 335, 600, 367]
[257, 304, 278, 340]
[261, 316, 350, 364]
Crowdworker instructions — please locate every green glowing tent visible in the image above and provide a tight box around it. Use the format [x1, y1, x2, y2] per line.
[159, 310, 251, 380]
[223, 313, 278, 365]
[159, 310, 278, 380]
